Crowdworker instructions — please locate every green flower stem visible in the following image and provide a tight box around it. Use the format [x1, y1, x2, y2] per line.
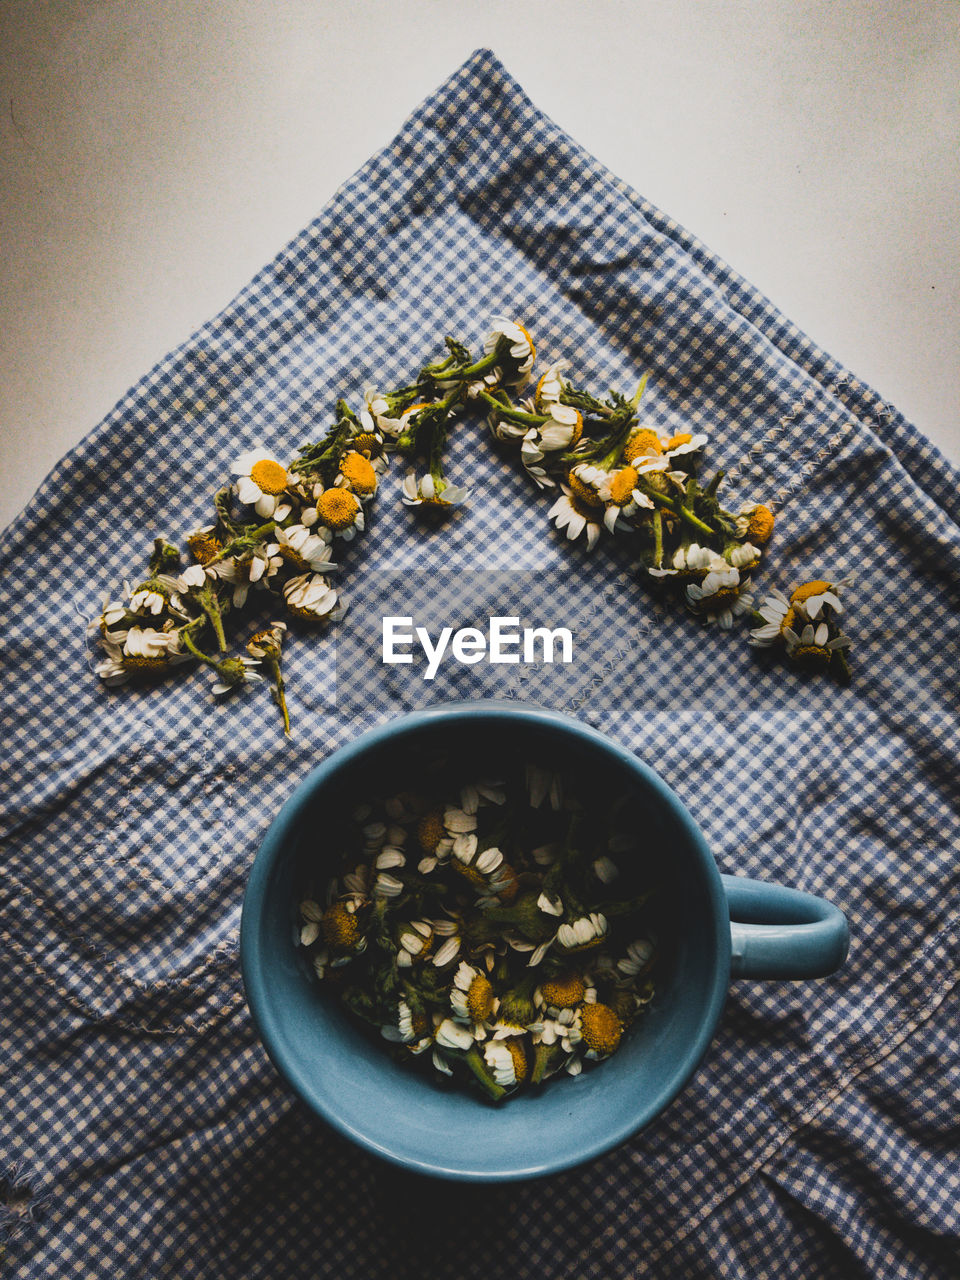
[477, 391, 548, 428]
[206, 522, 277, 567]
[635, 479, 715, 537]
[463, 1045, 506, 1101]
[198, 584, 227, 652]
[704, 469, 725, 499]
[652, 508, 664, 568]
[832, 649, 852, 685]
[266, 656, 290, 736]
[422, 353, 457, 378]
[450, 341, 507, 382]
[180, 625, 219, 667]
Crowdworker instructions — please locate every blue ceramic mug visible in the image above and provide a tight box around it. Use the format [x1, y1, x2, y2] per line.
[240, 701, 849, 1181]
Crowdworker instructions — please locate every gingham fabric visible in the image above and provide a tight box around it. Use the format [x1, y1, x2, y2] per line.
[2, 48, 958, 1279]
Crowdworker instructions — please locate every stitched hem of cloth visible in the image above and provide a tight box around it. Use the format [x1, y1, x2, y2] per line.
[0, 883, 245, 1036]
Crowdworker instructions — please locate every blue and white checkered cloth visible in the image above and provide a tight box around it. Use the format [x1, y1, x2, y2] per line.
[2, 48, 959, 1279]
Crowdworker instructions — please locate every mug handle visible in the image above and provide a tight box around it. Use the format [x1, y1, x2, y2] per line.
[721, 874, 849, 980]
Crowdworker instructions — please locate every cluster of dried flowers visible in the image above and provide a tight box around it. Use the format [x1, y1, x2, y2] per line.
[90, 317, 853, 726]
[90, 399, 389, 729]
[367, 318, 853, 679]
[297, 766, 656, 1100]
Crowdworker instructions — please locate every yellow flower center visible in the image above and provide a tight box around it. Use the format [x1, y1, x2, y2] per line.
[790, 580, 832, 604]
[790, 644, 832, 670]
[352, 431, 383, 459]
[453, 861, 487, 888]
[607, 466, 640, 506]
[278, 545, 310, 572]
[540, 974, 586, 1009]
[417, 810, 446, 854]
[666, 432, 693, 450]
[567, 471, 604, 511]
[122, 654, 168, 671]
[339, 451, 378, 495]
[402, 401, 433, 423]
[506, 1037, 529, 1083]
[746, 504, 775, 545]
[467, 974, 496, 1023]
[580, 1002, 622, 1056]
[187, 532, 222, 565]
[315, 488, 360, 530]
[321, 903, 360, 950]
[249, 458, 289, 495]
[624, 429, 663, 462]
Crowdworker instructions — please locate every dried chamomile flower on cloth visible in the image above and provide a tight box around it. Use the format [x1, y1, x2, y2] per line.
[749, 576, 854, 681]
[295, 764, 659, 1102]
[90, 396, 385, 732]
[89, 314, 839, 730]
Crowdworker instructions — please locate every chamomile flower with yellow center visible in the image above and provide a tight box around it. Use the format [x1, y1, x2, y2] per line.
[401, 470, 469, 510]
[524, 402, 584, 458]
[275, 524, 338, 574]
[579, 1002, 623, 1059]
[548, 466, 606, 551]
[215, 545, 284, 608]
[748, 586, 792, 646]
[539, 973, 586, 1010]
[397, 920, 433, 967]
[282, 572, 343, 622]
[686, 567, 753, 630]
[320, 899, 366, 953]
[483, 317, 536, 387]
[451, 961, 498, 1030]
[313, 487, 365, 541]
[484, 1037, 530, 1087]
[599, 463, 657, 532]
[533, 359, 570, 411]
[397, 999, 432, 1048]
[232, 449, 294, 519]
[335, 450, 379, 500]
[624, 427, 707, 464]
[186, 526, 223, 565]
[350, 422, 389, 473]
[735, 502, 776, 546]
[117, 626, 188, 677]
[789, 576, 852, 619]
[556, 912, 608, 953]
[417, 808, 452, 856]
[783, 620, 851, 671]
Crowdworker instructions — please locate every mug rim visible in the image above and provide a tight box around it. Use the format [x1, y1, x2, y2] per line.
[240, 699, 732, 1179]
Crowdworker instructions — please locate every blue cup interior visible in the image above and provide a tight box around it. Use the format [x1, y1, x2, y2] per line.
[241, 703, 730, 1180]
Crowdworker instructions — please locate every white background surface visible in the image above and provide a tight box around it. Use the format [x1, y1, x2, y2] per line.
[1, 0, 958, 532]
